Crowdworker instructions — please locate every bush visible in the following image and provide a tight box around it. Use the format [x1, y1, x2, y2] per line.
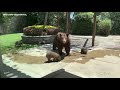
[23, 26, 43, 36]
[97, 19, 111, 36]
[3, 14, 26, 34]
[98, 12, 110, 20]
[23, 25, 60, 36]
[71, 12, 94, 35]
[109, 12, 120, 35]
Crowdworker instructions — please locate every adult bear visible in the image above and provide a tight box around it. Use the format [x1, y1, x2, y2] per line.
[53, 32, 70, 56]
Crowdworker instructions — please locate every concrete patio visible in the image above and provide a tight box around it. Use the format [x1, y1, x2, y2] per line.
[1, 35, 120, 78]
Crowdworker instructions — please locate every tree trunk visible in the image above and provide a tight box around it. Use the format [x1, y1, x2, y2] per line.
[43, 12, 48, 29]
[57, 13, 60, 28]
[92, 12, 97, 46]
[66, 12, 70, 33]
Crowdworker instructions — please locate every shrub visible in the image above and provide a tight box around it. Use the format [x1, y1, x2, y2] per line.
[97, 18, 111, 36]
[31, 25, 58, 29]
[98, 12, 110, 20]
[23, 26, 43, 36]
[71, 12, 94, 35]
[23, 25, 60, 36]
[109, 12, 120, 35]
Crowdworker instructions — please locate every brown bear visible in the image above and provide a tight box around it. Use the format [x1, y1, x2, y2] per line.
[46, 51, 61, 62]
[53, 32, 70, 56]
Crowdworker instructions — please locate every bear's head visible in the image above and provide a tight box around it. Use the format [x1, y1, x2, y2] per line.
[58, 32, 69, 44]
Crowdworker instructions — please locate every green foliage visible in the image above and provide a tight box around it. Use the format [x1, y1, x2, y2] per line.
[0, 12, 4, 24]
[27, 12, 63, 26]
[97, 18, 111, 36]
[95, 12, 101, 16]
[0, 33, 22, 54]
[29, 25, 58, 29]
[99, 12, 110, 20]
[2, 12, 27, 34]
[14, 16, 27, 33]
[2, 12, 66, 34]
[46, 12, 66, 32]
[2, 12, 44, 34]
[3, 16, 16, 33]
[109, 12, 120, 35]
[25, 12, 38, 26]
[71, 12, 94, 35]
[0, 33, 22, 47]
[0, 33, 37, 54]
[58, 13, 66, 32]
[0, 12, 5, 34]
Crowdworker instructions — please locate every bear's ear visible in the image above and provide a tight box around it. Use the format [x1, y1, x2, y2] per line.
[66, 33, 69, 37]
[59, 34, 62, 37]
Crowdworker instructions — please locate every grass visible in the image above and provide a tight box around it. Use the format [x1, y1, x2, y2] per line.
[0, 33, 37, 54]
[0, 33, 22, 47]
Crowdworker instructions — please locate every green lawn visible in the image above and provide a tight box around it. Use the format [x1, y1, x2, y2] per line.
[0, 33, 23, 54]
[0, 33, 37, 54]
[0, 33, 22, 47]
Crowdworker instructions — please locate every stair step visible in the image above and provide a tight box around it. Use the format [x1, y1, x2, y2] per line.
[10, 75, 18, 78]
[6, 73, 14, 77]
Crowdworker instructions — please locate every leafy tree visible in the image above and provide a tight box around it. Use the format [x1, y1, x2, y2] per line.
[0, 12, 4, 24]
[109, 12, 120, 35]
[92, 12, 97, 46]
[25, 12, 38, 26]
[0, 12, 4, 34]
[43, 12, 49, 30]
[99, 12, 110, 20]
[66, 12, 70, 33]
[71, 12, 94, 35]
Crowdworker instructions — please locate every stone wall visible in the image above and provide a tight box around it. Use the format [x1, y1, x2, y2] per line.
[21, 35, 55, 44]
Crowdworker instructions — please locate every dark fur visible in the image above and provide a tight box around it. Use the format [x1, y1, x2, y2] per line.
[81, 39, 88, 54]
[81, 47, 88, 54]
[53, 32, 70, 56]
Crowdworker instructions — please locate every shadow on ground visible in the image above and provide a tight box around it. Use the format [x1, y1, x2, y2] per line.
[42, 69, 81, 78]
[1, 64, 31, 78]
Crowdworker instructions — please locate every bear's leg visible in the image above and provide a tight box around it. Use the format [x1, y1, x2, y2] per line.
[58, 46, 63, 55]
[47, 58, 52, 63]
[53, 44, 56, 50]
[53, 58, 58, 62]
[65, 46, 70, 56]
[53, 40, 57, 50]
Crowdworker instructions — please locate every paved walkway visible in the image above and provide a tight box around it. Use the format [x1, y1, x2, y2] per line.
[1, 35, 120, 78]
